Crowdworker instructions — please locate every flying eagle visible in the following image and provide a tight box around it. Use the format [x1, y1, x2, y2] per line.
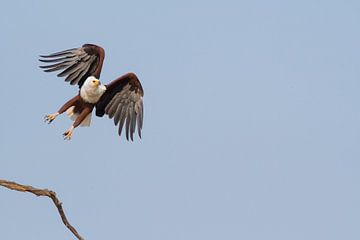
[39, 44, 144, 141]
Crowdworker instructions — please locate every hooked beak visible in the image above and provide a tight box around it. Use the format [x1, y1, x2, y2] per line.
[92, 79, 100, 87]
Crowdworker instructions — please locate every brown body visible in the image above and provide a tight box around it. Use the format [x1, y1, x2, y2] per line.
[57, 95, 94, 128]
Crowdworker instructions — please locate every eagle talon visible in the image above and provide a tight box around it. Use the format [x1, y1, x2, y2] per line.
[63, 127, 74, 140]
[63, 131, 72, 140]
[44, 113, 59, 124]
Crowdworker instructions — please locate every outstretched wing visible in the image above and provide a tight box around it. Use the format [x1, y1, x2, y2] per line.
[96, 73, 144, 141]
[39, 44, 105, 88]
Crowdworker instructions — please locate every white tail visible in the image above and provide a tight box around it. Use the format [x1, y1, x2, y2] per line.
[66, 106, 92, 127]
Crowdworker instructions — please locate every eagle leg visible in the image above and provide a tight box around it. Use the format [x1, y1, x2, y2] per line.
[44, 112, 59, 124]
[45, 95, 80, 125]
[63, 126, 74, 140]
[63, 106, 92, 140]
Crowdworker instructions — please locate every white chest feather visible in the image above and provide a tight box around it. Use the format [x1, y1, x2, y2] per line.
[80, 85, 107, 103]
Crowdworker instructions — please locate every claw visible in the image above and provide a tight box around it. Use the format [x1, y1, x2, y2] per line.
[63, 126, 74, 140]
[44, 113, 59, 124]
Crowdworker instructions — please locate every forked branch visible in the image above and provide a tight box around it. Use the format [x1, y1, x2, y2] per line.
[0, 179, 84, 240]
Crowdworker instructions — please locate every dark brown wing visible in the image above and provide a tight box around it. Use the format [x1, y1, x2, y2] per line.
[39, 44, 105, 88]
[96, 73, 144, 141]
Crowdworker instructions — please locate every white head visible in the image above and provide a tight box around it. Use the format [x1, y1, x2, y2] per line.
[80, 76, 107, 103]
[83, 76, 101, 89]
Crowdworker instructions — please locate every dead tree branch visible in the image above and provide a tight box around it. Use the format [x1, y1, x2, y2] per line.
[0, 179, 84, 240]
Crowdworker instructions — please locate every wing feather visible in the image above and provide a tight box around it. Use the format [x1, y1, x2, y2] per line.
[118, 105, 128, 137]
[113, 104, 125, 125]
[43, 63, 72, 73]
[66, 67, 83, 84]
[135, 100, 143, 138]
[39, 44, 105, 88]
[125, 107, 131, 141]
[108, 98, 121, 119]
[129, 102, 136, 141]
[58, 61, 86, 77]
[38, 55, 79, 63]
[39, 48, 77, 58]
[39, 60, 74, 69]
[96, 73, 144, 141]
[68, 59, 94, 85]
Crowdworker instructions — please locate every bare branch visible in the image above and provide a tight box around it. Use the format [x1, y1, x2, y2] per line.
[0, 179, 84, 240]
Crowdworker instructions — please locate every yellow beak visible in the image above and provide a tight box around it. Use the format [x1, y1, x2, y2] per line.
[92, 79, 100, 87]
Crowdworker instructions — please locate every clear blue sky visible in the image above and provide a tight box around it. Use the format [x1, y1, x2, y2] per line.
[1, 1, 359, 239]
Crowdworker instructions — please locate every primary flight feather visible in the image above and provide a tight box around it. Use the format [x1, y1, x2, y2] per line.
[40, 44, 144, 141]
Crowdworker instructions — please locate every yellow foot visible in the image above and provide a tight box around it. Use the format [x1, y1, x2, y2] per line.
[63, 126, 74, 140]
[44, 113, 59, 124]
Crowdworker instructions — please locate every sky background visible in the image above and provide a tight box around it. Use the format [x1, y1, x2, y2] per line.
[1, 0, 359, 239]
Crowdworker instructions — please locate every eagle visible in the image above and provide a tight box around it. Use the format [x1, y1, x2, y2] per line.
[39, 44, 144, 141]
